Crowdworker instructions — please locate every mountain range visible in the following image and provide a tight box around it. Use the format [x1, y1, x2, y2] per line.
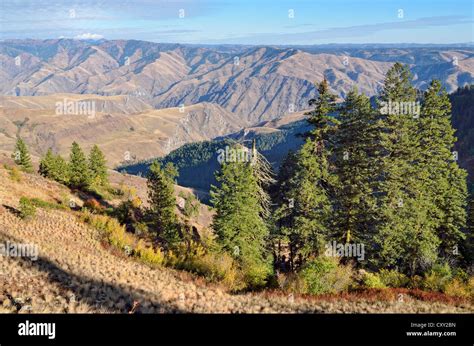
[0, 39, 473, 166]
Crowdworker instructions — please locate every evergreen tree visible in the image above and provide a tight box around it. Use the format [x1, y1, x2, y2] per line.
[39, 149, 69, 183]
[274, 80, 337, 268]
[39, 148, 55, 177]
[147, 161, 180, 246]
[163, 162, 179, 182]
[306, 78, 338, 140]
[333, 88, 378, 249]
[211, 157, 272, 287]
[68, 142, 91, 189]
[12, 138, 33, 173]
[52, 154, 69, 184]
[373, 63, 439, 274]
[419, 80, 468, 260]
[89, 145, 108, 187]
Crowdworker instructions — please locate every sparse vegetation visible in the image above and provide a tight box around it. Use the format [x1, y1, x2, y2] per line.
[18, 196, 36, 220]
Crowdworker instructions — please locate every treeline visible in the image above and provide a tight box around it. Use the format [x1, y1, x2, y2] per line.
[209, 63, 473, 291]
[12, 139, 109, 191]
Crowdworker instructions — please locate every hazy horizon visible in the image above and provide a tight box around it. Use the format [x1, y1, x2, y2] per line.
[0, 0, 472, 45]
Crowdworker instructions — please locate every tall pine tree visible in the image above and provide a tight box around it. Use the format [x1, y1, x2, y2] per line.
[68, 142, 91, 189]
[419, 80, 468, 261]
[373, 63, 439, 275]
[333, 88, 379, 250]
[89, 145, 108, 187]
[147, 161, 180, 246]
[274, 79, 337, 268]
[211, 154, 271, 287]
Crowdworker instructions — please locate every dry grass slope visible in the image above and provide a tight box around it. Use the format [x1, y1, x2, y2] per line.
[0, 165, 472, 313]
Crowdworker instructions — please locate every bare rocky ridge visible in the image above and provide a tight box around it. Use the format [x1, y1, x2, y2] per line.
[1, 40, 472, 123]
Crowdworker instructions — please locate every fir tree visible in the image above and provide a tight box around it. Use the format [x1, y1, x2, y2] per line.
[147, 161, 180, 246]
[333, 88, 378, 249]
[210, 155, 272, 287]
[68, 142, 91, 189]
[39, 148, 55, 177]
[39, 149, 69, 183]
[89, 145, 108, 187]
[373, 63, 439, 274]
[12, 138, 33, 173]
[274, 80, 338, 268]
[163, 162, 179, 182]
[419, 80, 468, 260]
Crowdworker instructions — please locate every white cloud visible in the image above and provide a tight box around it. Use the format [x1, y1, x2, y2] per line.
[74, 33, 104, 40]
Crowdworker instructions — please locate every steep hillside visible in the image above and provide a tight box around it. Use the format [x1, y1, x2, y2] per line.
[0, 159, 470, 313]
[1, 39, 472, 123]
[0, 94, 247, 166]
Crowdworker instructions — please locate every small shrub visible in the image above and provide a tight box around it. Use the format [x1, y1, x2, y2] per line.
[276, 272, 306, 293]
[9, 166, 22, 182]
[170, 241, 244, 291]
[423, 263, 452, 292]
[363, 272, 386, 289]
[83, 198, 105, 213]
[408, 275, 424, 289]
[378, 269, 409, 288]
[19, 197, 36, 220]
[443, 278, 472, 299]
[135, 240, 165, 266]
[29, 197, 67, 210]
[133, 222, 148, 236]
[299, 256, 353, 295]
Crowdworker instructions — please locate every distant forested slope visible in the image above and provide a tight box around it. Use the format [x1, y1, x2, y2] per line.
[117, 120, 309, 200]
[118, 86, 474, 196]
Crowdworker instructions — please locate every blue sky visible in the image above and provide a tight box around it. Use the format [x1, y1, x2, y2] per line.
[0, 0, 472, 44]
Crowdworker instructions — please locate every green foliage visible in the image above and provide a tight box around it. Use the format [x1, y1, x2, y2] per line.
[18, 196, 36, 220]
[28, 197, 67, 211]
[211, 157, 272, 288]
[298, 256, 353, 294]
[332, 88, 379, 246]
[422, 263, 453, 292]
[306, 78, 338, 139]
[362, 272, 386, 289]
[378, 269, 409, 288]
[39, 149, 69, 184]
[274, 80, 338, 267]
[419, 80, 468, 260]
[12, 138, 33, 173]
[168, 241, 244, 291]
[370, 65, 454, 275]
[443, 277, 473, 299]
[68, 142, 91, 189]
[88, 145, 109, 187]
[147, 161, 180, 246]
[163, 162, 179, 182]
[179, 191, 200, 219]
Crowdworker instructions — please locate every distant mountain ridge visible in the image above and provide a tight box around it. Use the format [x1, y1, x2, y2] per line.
[1, 39, 473, 124]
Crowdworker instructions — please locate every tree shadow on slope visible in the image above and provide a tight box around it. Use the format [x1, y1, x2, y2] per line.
[0, 231, 184, 314]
